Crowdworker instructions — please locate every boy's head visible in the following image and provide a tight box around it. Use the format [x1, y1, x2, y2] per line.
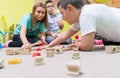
[59, 0, 83, 9]
[57, 0, 90, 25]
[45, 0, 55, 15]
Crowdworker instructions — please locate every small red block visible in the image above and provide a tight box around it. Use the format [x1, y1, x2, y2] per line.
[36, 48, 41, 51]
[32, 52, 41, 57]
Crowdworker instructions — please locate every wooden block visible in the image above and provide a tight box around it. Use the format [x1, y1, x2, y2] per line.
[62, 45, 72, 51]
[67, 61, 81, 76]
[0, 59, 4, 69]
[8, 58, 21, 64]
[55, 47, 63, 54]
[46, 51, 54, 57]
[105, 46, 120, 54]
[34, 56, 44, 66]
[72, 51, 80, 59]
[6, 48, 15, 55]
[6, 48, 32, 55]
[46, 48, 56, 53]
[73, 47, 79, 51]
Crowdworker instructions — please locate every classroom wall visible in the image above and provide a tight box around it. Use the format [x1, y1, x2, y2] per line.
[0, 0, 33, 30]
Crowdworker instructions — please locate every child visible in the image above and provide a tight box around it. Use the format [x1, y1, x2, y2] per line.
[3, 2, 48, 49]
[45, 0, 72, 44]
[47, 0, 120, 51]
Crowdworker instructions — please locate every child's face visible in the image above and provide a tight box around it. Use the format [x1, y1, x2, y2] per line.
[34, 7, 45, 21]
[59, 4, 79, 25]
[46, 2, 55, 15]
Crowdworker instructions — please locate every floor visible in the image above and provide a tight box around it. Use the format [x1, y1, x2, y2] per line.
[0, 47, 120, 78]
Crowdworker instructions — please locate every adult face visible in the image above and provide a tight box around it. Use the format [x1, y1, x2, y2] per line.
[34, 7, 46, 21]
[46, 2, 54, 15]
[59, 4, 79, 24]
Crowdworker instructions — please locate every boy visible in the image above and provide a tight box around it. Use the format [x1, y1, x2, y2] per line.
[47, 0, 120, 51]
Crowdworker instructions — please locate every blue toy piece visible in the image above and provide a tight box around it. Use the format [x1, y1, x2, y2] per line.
[0, 43, 2, 48]
[0, 31, 4, 48]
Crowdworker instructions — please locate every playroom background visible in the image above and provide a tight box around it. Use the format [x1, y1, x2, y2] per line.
[0, 0, 120, 44]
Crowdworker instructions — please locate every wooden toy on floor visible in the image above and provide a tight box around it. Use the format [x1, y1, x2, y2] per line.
[6, 40, 42, 55]
[0, 59, 4, 69]
[105, 45, 120, 54]
[46, 51, 54, 57]
[6, 47, 32, 55]
[61, 45, 73, 51]
[72, 52, 80, 59]
[72, 47, 80, 59]
[46, 48, 56, 53]
[67, 61, 81, 76]
[73, 47, 79, 51]
[34, 56, 44, 66]
[46, 47, 63, 54]
[54, 47, 63, 54]
[8, 58, 21, 64]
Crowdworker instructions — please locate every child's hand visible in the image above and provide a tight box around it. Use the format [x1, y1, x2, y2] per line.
[43, 40, 48, 45]
[22, 42, 31, 49]
[41, 39, 48, 45]
[51, 32, 58, 38]
[58, 21, 64, 30]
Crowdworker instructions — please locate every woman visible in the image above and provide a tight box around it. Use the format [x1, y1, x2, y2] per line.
[3, 2, 48, 49]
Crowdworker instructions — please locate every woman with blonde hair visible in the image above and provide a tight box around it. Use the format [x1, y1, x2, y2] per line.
[3, 2, 48, 49]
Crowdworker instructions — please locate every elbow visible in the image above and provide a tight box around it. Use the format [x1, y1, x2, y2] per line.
[79, 45, 93, 51]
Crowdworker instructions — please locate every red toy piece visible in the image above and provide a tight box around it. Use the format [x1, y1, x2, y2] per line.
[36, 47, 41, 51]
[75, 35, 79, 40]
[38, 43, 43, 46]
[32, 52, 41, 57]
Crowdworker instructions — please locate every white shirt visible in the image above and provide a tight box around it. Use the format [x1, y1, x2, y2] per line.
[71, 4, 120, 42]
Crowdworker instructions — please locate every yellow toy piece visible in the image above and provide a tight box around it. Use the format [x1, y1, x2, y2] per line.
[8, 58, 21, 64]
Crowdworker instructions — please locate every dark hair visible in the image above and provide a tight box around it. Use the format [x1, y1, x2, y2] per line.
[45, 0, 54, 5]
[31, 2, 48, 29]
[59, 0, 90, 9]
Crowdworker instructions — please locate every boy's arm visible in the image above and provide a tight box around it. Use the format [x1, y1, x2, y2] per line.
[75, 32, 95, 51]
[48, 29, 77, 47]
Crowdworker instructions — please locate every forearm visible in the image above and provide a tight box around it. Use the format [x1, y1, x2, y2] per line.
[20, 32, 28, 44]
[75, 32, 95, 51]
[20, 26, 29, 44]
[48, 35, 64, 47]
